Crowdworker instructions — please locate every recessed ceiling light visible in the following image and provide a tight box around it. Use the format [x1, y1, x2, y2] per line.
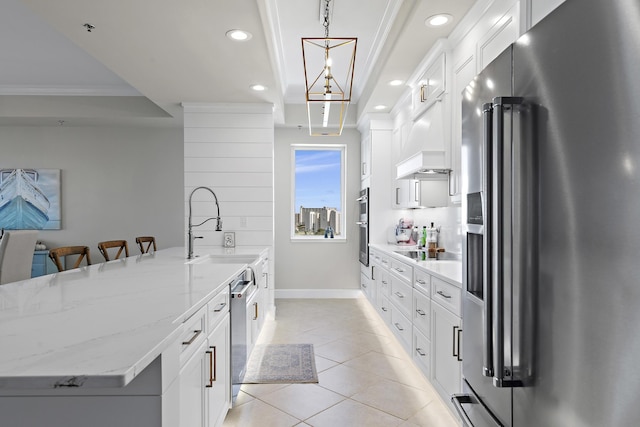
[389, 80, 404, 86]
[226, 29, 252, 41]
[425, 14, 453, 27]
[250, 84, 267, 91]
[374, 105, 387, 110]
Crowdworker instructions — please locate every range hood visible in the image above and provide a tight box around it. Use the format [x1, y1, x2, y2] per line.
[396, 151, 450, 180]
[395, 101, 450, 180]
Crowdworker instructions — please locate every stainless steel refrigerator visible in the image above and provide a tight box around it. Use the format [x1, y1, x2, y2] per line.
[456, 0, 640, 425]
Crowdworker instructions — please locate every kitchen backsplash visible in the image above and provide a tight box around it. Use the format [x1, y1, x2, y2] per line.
[408, 206, 462, 255]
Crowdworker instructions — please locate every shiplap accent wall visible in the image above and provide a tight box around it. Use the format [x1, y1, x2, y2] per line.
[183, 103, 274, 250]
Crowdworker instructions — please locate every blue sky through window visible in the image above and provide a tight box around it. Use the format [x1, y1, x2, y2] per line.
[295, 149, 341, 213]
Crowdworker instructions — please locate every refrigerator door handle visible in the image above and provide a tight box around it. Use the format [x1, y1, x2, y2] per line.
[492, 96, 523, 388]
[482, 102, 494, 378]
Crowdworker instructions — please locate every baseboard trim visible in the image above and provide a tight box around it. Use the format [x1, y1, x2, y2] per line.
[275, 289, 365, 299]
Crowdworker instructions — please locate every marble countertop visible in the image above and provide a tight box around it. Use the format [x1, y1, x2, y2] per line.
[369, 243, 462, 286]
[0, 247, 263, 390]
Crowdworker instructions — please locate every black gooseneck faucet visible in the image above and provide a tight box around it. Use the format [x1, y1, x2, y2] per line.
[187, 186, 222, 259]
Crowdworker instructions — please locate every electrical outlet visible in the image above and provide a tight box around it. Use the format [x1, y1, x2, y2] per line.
[223, 232, 235, 248]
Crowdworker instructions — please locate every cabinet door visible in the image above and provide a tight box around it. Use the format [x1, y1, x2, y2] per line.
[431, 301, 462, 399]
[206, 313, 230, 427]
[179, 339, 208, 427]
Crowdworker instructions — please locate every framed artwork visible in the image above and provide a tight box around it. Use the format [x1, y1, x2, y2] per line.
[0, 168, 61, 230]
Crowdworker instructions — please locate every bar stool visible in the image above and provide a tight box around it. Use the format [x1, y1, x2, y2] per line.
[48, 246, 92, 272]
[135, 236, 157, 254]
[97, 240, 129, 261]
[0, 230, 39, 284]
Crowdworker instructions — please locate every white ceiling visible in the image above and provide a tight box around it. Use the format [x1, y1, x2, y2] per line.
[0, 0, 474, 128]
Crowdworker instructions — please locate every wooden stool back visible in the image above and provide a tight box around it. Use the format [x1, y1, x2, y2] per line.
[97, 240, 129, 261]
[135, 236, 157, 254]
[48, 246, 92, 272]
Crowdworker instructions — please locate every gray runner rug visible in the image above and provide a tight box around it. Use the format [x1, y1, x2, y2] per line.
[242, 343, 318, 384]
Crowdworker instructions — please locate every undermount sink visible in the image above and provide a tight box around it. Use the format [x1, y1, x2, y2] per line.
[186, 254, 256, 265]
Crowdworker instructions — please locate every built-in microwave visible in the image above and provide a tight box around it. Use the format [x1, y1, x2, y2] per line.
[357, 188, 369, 266]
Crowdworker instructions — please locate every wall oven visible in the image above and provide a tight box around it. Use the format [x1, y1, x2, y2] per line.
[357, 188, 369, 266]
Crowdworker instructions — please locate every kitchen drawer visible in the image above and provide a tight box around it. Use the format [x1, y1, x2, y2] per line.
[431, 276, 461, 316]
[412, 326, 431, 379]
[178, 306, 207, 364]
[390, 274, 412, 318]
[379, 253, 391, 270]
[414, 268, 431, 295]
[369, 249, 379, 262]
[391, 307, 411, 353]
[207, 286, 230, 330]
[376, 268, 390, 298]
[413, 288, 430, 338]
[389, 257, 412, 283]
[378, 294, 392, 324]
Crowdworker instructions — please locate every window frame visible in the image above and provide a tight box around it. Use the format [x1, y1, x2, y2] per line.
[290, 144, 347, 242]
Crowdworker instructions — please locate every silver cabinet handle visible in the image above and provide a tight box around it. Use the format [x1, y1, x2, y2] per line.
[381, 306, 388, 312]
[394, 292, 404, 299]
[395, 187, 400, 205]
[394, 323, 404, 331]
[416, 279, 427, 285]
[414, 181, 420, 202]
[182, 329, 202, 346]
[416, 308, 426, 316]
[394, 267, 404, 273]
[416, 347, 426, 357]
[213, 302, 227, 312]
[436, 290, 451, 299]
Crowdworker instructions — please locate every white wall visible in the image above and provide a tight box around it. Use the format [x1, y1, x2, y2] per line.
[182, 103, 274, 250]
[0, 125, 184, 254]
[274, 127, 361, 296]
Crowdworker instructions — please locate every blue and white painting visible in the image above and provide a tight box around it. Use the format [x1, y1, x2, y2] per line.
[0, 168, 61, 230]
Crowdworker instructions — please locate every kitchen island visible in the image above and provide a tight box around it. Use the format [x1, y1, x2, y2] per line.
[0, 247, 258, 427]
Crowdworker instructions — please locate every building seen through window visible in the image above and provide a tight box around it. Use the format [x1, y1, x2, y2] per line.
[291, 145, 345, 239]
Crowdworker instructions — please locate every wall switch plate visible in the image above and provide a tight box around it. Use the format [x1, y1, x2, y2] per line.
[223, 232, 235, 248]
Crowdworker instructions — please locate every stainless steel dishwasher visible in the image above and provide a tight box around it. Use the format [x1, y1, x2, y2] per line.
[230, 268, 255, 402]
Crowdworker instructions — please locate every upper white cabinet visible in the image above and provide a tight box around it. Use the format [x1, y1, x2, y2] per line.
[530, 0, 566, 27]
[477, 2, 521, 71]
[361, 132, 372, 185]
[412, 51, 447, 119]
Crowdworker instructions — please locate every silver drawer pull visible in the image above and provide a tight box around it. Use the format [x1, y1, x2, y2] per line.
[394, 267, 404, 273]
[382, 280, 388, 285]
[394, 323, 404, 331]
[381, 307, 388, 312]
[182, 329, 202, 346]
[416, 309, 426, 316]
[394, 292, 404, 298]
[213, 302, 227, 313]
[437, 290, 452, 299]
[416, 279, 427, 285]
[416, 348, 426, 357]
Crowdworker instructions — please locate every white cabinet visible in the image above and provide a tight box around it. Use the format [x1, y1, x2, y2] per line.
[477, 2, 521, 71]
[361, 133, 372, 183]
[207, 313, 231, 427]
[179, 337, 207, 427]
[179, 312, 230, 427]
[431, 299, 462, 402]
[413, 51, 447, 119]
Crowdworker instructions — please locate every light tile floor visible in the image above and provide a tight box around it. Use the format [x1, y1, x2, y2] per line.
[223, 298, 460, 427]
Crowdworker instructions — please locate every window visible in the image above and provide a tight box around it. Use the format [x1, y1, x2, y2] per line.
[291, 144, 346, 240]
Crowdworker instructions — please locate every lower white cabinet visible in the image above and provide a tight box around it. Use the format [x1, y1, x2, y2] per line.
[431, 300, 462, 399]
[207, 313, 231, 427]
[179, 311, 231, 427]
[179, 338, 208, 427]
